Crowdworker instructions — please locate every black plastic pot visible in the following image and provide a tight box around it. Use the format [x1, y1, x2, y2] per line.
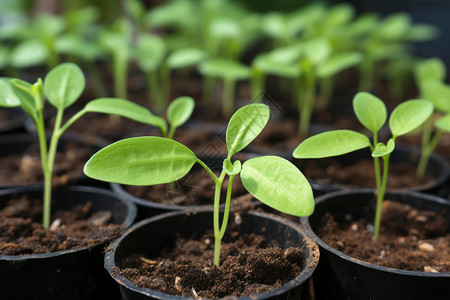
[300, 189, 450, 300]
[0, 185, 137, 300]
[297, 143, 449, 197]
[105, 209, 319, 299]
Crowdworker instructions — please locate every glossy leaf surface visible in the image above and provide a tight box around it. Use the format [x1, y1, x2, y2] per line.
[241, 156, 314, 216]
[293, 129, 371, 158]
[389, 99, 433, 138]
[353, 92, 387, 133]
[84, 137, 197, 185]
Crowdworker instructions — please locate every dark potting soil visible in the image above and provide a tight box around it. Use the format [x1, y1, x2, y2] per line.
[117, 229, 305, 298]
[298, 159, 434, 189]
[123, 169, 255, 207]
[0, 197, 123, 255]
[0, 140, 94, 186]
[318, 200, 450, 272]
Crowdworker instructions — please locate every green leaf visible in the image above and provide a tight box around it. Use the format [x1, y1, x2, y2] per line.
[293, 129, 371, 159]
[167, 96, 194, 129]
[84, 98, 167, 131]
[167, 48, 207, 69]
[420, 81, 450, 113]
[353, 92, 387, 133]
[375, 13, 411, 40]
[226, 103, 270, 156]
[44, 63, 85, 109]
[389, 99, 434, 138]
[0, 78, 21, 107]
[415, 58, 446, 86]
[303, 38, 330, 65]
[11, 79, 39, 122]
[134, 33, 166, 72]
[84, 136, 197, 185]
[241, 156, 314, 217]
[10, 40, 48, 68]
[317, 52, 362, 78]
[199, 59, 251, 80]
[435, 114, 450, 132]
[253, 53, 301, 78]
[223, 159, 241, 176]
[372, 139, 395, 157]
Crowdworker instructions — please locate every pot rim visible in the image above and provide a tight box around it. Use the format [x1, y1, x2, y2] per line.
[105, 209, 320, 299]
[0, 185, 136, 260]
[300, 188, 450, 277]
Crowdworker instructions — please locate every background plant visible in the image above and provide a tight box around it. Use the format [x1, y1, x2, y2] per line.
[414, 57, 450, 176]
[0, 62, 160, 228]
[293, 92, 433, 240]
[84, 103, 315, 266]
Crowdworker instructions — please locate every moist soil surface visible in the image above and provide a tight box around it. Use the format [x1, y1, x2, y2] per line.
[123, 167, 254, 207]
[0, 138, 98, 187]
[298, 158, 435, 190]
[117, 228, 306, 298]
[0, 196, 123, 255]
[317, 200, 450, 272]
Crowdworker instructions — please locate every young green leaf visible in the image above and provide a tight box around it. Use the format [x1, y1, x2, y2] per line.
[317, 52, 362, 78]
[226, 103, 270, 156]
[166, 48, 207, 69]
[223, 158, 241, 176]
[167, 96, 195, 129]
[353, 92, 387, 133]
[10, 79, 40, 122]
[372, 139, 395, 157]
[241, 156, 314, 216]
[0, 78, 21, 107]
[134, 33, 166, 72]
[420, 81, 450, 113]
[415, 57, 446, 85]
[84, 98, 167, 131]
[84, 136, 197, 185]
[435, 113, 450, 132]
[293, 129, 371, 159]
[43, 62, 85, 109]
[389, 99, 433, 138]
[199, 59, 251, 80]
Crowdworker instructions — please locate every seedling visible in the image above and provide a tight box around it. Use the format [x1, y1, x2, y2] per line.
[199, 58, 251, 118]
[415, 58, 450, 176]
[84, 103, 314, 266]
[0, 62, 162, 229]
[134, 33, 206, 113]
[293, 92, 433, 240]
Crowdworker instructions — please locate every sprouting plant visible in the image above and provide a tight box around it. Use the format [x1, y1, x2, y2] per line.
[84, 103, 315, 266]
[144, 95, 195, 140]
[134, 33, 207, 113]
[293, 92, 433, 240]
[0, 62, 163, 229]
[199, 58, 251, 118]
[414, 57, 450, 177]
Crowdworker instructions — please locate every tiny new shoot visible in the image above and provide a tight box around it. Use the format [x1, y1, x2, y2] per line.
[84, 103, 314, 266]
[293, 92, 433, 240]
[0, 62, 163, 229]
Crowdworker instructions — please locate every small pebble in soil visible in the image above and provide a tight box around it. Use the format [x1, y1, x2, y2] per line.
[418, 242, 435, 252]
[351, 224, 358, 231]
[424, 266, 439, 273]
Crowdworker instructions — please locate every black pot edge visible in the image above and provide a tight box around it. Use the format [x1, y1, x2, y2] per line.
[105, 209, 320, 300]
[0, 184, 137, 261]
[300, 188, 450, 277]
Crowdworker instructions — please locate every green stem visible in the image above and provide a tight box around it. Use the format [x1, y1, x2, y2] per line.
[222, 77, 235, 119]
[113, 50, 127, 99]
[250, 68, 264, 102]
[358, 59, 374, 92]
[160, 64, 171, 110]
[318, 77, 334, 110]
[417, 129, 442, 177]
[372, 135, 381, 191]
[148, 71, 162, 112]
[202, 76, 215, 104]
[373, 153, 390, 241]
[213, 170, 226, 266]
[42, 108, 64, 229]
[298, 67, 315, 136]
